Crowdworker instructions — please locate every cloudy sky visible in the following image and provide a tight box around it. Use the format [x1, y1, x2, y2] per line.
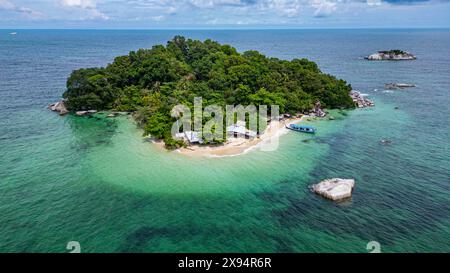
[1, 0, 449, 28]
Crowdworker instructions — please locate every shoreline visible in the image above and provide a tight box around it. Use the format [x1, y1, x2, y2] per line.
[56, 110, 311, 158]
[174, 116, 308, 157]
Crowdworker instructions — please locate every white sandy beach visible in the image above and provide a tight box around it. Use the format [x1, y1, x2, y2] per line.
[175, 116, 308, 157]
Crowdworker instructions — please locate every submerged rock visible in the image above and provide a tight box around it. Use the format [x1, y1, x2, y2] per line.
[311, 178, 355, 201]
[75, 111, 88, 116]
[48, 100, 69, 115]
[365, 50, 416, 61]
[107, 112, 119, 118]
[75, 110, 97, 116]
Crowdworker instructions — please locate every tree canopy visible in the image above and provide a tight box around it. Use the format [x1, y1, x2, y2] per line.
[63, 36, 354, 148]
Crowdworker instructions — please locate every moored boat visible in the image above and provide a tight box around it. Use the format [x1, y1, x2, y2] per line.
[286, 124, 316, 134]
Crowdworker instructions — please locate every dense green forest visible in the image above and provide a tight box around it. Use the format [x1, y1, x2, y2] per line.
[63, 36, 354, 148]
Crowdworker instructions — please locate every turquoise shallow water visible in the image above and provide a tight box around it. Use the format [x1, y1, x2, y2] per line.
[0, 29, 449, 252]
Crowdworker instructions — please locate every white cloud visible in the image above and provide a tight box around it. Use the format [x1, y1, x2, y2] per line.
[0, 0, 14, 10]
[311, 0, 338, 17]
[60, 0, 109, 19]
[171, 0, 340, 17]
[151, 15, 165, 21]
[166, 6, 177, 14]
[0, 0, 42, 17]
[3, 0, 433, 26]
[61, 0, 96, 9]
[264, 0, 303, 17]
[367, 0, 382, 6]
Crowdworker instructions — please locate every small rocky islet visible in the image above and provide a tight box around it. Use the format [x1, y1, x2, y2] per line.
[385, 83, 416, 90]
[311, 178, 356, 201]
[365, 50, 416, 61]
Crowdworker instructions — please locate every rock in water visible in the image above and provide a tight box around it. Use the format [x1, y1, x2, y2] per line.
[75, 110, 97, 116]
[311, 178, 355, 201]
[49, 100, 69, 115]
[107, 112, 120, 118]
[75, 111, 88, 116]
[350, 90, 374, 108]
[365, 50, 416, 61]
[313, 100, 327, 117]
[385, 83, 416, 90]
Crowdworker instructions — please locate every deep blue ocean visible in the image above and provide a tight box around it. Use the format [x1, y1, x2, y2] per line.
[0, 29, 449, 252]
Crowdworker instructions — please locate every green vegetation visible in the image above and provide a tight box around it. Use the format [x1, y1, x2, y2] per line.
[379, 49, 408, 55]
[63, 36, 354, 148]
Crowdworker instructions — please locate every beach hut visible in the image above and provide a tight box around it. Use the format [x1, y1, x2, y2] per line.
[184, 131, 201, 144]
[226, 123, 257, 138]
[227, 125, 245, 135]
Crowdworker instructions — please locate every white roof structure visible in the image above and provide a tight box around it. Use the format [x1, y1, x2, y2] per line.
[226, 124, 257, 138]
[227, 125, 246, 135]
[184, 131, 201, 143]
[246, 130, 257, 138]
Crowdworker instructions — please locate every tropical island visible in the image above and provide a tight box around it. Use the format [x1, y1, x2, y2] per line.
[52, 36, 356, 153]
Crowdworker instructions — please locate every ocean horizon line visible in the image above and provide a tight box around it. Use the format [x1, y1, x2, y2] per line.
[2, 27, 450, 31]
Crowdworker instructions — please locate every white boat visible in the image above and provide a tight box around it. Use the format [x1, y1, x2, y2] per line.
[10, 32, 17, 35]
